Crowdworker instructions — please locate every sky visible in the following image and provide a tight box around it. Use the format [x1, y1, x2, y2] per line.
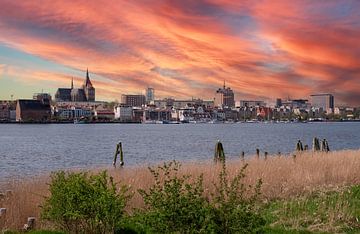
[0, 0, 359, 106]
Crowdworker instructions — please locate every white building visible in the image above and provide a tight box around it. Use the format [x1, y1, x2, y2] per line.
[114, 105, 133, 121]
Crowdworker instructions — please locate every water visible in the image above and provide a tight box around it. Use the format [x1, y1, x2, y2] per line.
[0, 122, 360, 182]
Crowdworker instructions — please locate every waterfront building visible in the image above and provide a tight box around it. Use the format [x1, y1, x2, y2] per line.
[153, 98, 213, 109]
[143, 108, 171, 122]
[214, 82, 235, 108]
[310, 94, 334, 110]
[281, 99, 309, 109]
[121, 94, 146, 107]
[132, 108, 144, 122]
[146, 87, 155, 103]
[114, 104, 133, 121]
[236, 100, 265, 108]
[55, 69, 95, 102]
[0, 103, 10, 121]
[16, 99, 51, 122]
[94, 106, 114, 120]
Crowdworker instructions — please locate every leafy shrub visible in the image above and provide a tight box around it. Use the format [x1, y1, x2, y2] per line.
[211, 163, 265, 233]
[138, 161, 215, 233]
[41, 170, 131, 234]
[136, 161, 265, 234]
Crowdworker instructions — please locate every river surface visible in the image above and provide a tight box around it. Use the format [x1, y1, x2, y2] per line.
[0, 122, 360, 182]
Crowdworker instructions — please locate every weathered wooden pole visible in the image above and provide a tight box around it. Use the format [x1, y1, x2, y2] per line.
[214, 141, 225, 163]
[256, 148, 260, 159]
[321, 139, 330, 153]
[313, 137, 320, 151]
[264, 152, 268, 160]
[240, 151, 245, 161]
[113, 142, 124, 167]
[295, 140, 304, 151]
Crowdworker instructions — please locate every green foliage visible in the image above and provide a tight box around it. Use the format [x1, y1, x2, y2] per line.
[41, 170, 132, 234]
[136, 161, 265, 233]
[138, 161, 215, 233]
[211, 163, 265, 234]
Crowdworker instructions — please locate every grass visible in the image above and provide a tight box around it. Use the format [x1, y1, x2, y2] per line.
[262, 185, 360, 233]
[1, 150, 360, 232]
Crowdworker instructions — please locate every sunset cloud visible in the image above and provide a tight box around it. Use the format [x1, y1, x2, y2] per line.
[0, 0, 359, 105]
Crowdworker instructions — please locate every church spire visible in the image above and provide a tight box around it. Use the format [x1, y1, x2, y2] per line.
[223, 80, 226, 89]
[84, 68, 93, 87]
[71, 77, 74, 89]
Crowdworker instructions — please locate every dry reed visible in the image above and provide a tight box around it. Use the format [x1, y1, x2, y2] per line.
[1, 150, 360, 230]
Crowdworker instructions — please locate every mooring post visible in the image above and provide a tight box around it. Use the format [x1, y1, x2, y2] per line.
[256, 148, 260, 159]
[278, 151, 281, 157]
[113, 142, 124, 167]
[119, 142, 124, 166]
[264, 151, 268, 160]
[240, 151, 245, 161]
[214, 141, 225, 163]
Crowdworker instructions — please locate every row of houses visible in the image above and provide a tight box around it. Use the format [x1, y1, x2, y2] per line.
[1, 96, 359, 123]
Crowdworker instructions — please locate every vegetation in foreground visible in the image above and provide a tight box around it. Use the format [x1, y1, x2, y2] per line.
[1, 150, 360, 233]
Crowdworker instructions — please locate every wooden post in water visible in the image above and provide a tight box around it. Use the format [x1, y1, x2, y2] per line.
[214, 141, 225, 163]
[295, 140, 304, 152]
[256, 148, 260, 159]
[321, 139, 330, 153]
[278, 151, 281, 157]
[113, 142, 124, 167]
[264, 152, 268, 160]
[313, 137, 320, 152]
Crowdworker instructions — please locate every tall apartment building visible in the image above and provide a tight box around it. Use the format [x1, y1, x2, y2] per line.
[214, 82, 235, 108]
[310, 94, 334, 110]
[121, 94, 146, 107]
[145, 87, 155, 103]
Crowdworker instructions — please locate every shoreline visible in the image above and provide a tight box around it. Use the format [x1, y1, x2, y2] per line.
[1, 119, 360, 124]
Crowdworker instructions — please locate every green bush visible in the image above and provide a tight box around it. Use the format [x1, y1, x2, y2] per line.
[41, 170, 131, 234]
[211, 163, 265, 234]
[136, 161, 265, 234]
[137, 161, 215, 233]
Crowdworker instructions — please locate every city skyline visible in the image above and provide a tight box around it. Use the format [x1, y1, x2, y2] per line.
[0, 1, 360, 105]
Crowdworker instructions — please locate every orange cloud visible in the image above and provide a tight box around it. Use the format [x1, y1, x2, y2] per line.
[0, 0, 359, 105]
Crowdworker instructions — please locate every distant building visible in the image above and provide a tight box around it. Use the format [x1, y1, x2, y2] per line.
[114, 104, 133, 121]
[16, 99, 51, 122]
[146, 87, 155, 103]
[236, 100, 265, 108]
[276, 98, 282, 108]
[94, 106, 114, 120]
[33, 93, 52, 104]
[0, 103, 10, 121]
[55, 69, 95, 102]
[214, 82, 235, 108]
[121, 94, 146, 107]
[310, 94, 334, 110]
[281, 99, 309, 109]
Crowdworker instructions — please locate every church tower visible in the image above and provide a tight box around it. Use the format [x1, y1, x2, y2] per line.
[83, 68, 95, 101]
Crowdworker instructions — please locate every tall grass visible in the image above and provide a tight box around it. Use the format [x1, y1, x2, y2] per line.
[1, 150, 360, 230]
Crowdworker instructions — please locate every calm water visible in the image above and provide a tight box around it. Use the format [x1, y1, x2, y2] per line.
[1, 122, 360, 182]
